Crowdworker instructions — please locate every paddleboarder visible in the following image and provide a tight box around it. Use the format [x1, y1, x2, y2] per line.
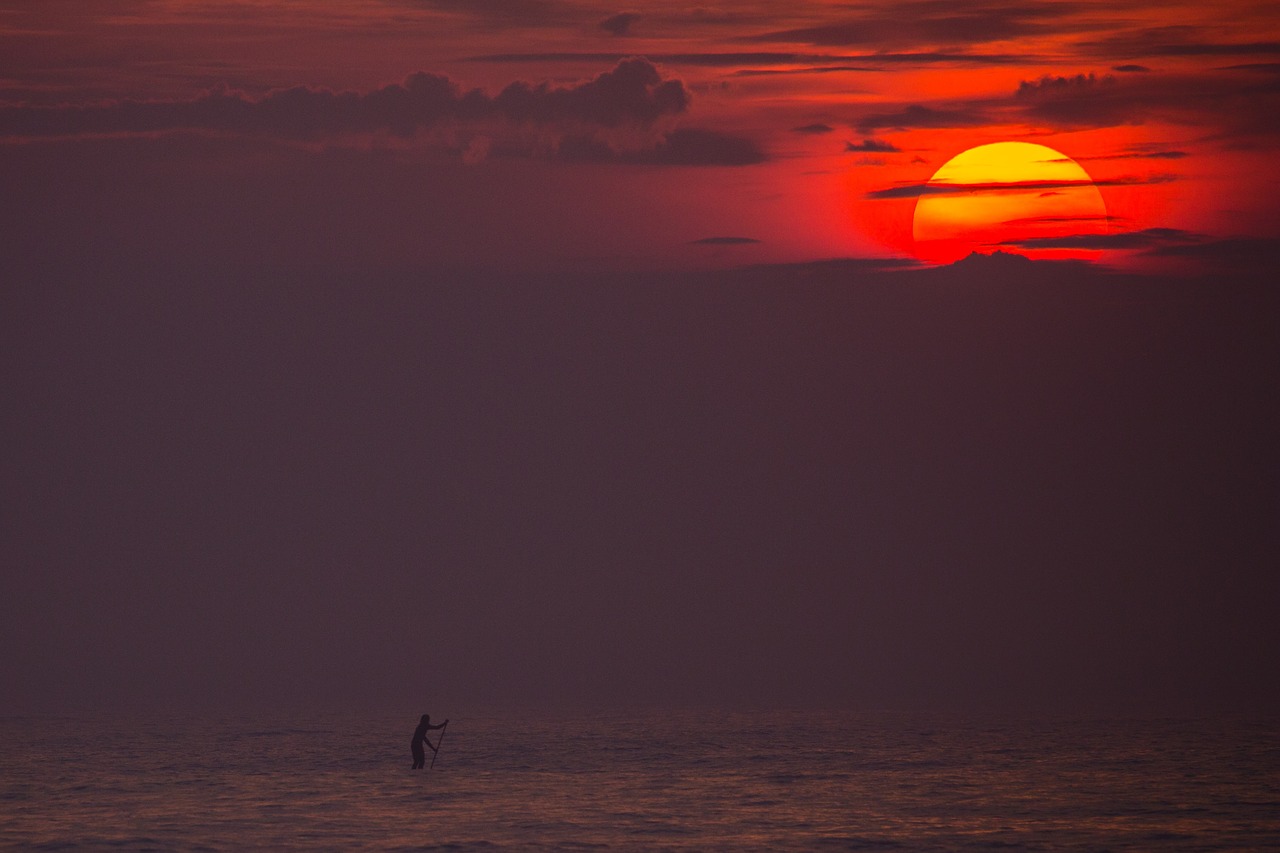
[410, 713, 448, 770]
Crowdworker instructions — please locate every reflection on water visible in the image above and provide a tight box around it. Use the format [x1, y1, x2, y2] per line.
[1, 711, 1277, 850]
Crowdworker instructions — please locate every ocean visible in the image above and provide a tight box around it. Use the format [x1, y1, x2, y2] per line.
[2, 711, 1277, 851]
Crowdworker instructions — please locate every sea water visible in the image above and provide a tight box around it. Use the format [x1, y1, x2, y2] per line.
[1, 711, 1277, 850]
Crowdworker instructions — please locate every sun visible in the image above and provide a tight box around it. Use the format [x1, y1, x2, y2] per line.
[912, 141, 1108, 264]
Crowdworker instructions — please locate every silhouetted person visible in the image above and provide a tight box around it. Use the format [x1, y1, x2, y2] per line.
[411, 713, 447, 770]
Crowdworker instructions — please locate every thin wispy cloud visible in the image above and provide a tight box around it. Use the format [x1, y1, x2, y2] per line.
[867, 174, 1177, 199]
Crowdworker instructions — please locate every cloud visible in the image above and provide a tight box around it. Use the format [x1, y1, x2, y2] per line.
[1113, 64, 1152, 72]
[691, 236, 761, 245]
[733, 66, 879, 77]
[410, 0, 578, 27]
[845, 137, 900, 152]
[600, 12, 640, 36]
[1142, 236, 1280, 264]
[1083, 27, 1280, 58]
[744, 1, 1086, 48]
[1000, 227, 1202, 250]
[469, 51, 812, 66]
[1010, 68, 1280, 133]
[467, 51, 1031, 68]
[866, 174, 1177, 199]
[856, 104, 991, 133]
[1000, 214, 1114, 227]
[559, 127, 767, 166]
[1220, 63, 1280, 74]
[0, 58, 777, 168]
[1012, 73, 1134, 127]
[846, 64, 1280, 139]
[1067, 149, 1189, 161]
[792, 123, 835, 135]
[0, 58, 689, 140]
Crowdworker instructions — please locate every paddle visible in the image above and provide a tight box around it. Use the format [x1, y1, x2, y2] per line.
[430, 720, 448, 770]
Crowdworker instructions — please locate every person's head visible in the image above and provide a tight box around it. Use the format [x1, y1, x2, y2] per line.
[421, 714, 430, 725]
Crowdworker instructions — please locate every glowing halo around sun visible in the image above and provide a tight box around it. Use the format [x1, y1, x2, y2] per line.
[912, 141, 1108, 264]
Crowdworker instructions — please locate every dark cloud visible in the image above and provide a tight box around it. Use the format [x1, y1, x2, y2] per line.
[1069, 150, 1189, 161]
[849, 64, 1280, 138]
[1083, 27, 1280, 58]
[856, 104, 990, 133]
[1013, 73, 1137, 127]
[852, 52, 1031, 65]
[733, 65, 879, 76]
[1001, 227, 1202, 250]
[1000, 214, 1114, 227]
[411, 0, 578, 27]
[867, 174, 1177, 199]
[0, 58, 689, 140]
[469, 52, 807, 66]
[845, 137, 900, 153]
[1113, 64, 1152, 72]
[628, 127, 767, 166]
[691, 236, 760, 245]
[1219, 63, 1280, 73]
[1142, 236, 1280, 266]
[1011, 68, 1280, 133]
[559, 127, 767, 166]
[600, 12, 640, 36]
[745, 1, 1083, 48]
[468, 51, 1030, 68]
[491, 58, 688, 126]
[792, 123, 834, 135]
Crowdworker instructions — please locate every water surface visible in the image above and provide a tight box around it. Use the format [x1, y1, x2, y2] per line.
[2, 711, 1277, 850]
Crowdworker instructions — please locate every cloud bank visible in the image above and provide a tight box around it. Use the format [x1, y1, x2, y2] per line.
[0, 58, 768, 166]
[0, 58, 687, 139]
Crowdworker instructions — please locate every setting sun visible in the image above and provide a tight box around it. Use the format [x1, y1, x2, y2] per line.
[912, 142, 1108, 264]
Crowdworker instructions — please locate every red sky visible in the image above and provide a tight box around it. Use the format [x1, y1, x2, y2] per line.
[3, 0, 1277, 270]
[2, 2, 1278, 715]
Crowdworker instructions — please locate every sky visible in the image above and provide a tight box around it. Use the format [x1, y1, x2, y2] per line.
[2, 1, 1278, 715]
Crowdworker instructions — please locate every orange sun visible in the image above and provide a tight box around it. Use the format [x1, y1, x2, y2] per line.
[912, 141, 1108, 264]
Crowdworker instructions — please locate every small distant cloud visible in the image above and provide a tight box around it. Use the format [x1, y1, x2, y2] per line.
[692, 236, 761, 245]
[1113, 64, 1152, 72]
[792, 123, 834, 135]
[600, 12, 640, 36]
[845, 137, 900, 152]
